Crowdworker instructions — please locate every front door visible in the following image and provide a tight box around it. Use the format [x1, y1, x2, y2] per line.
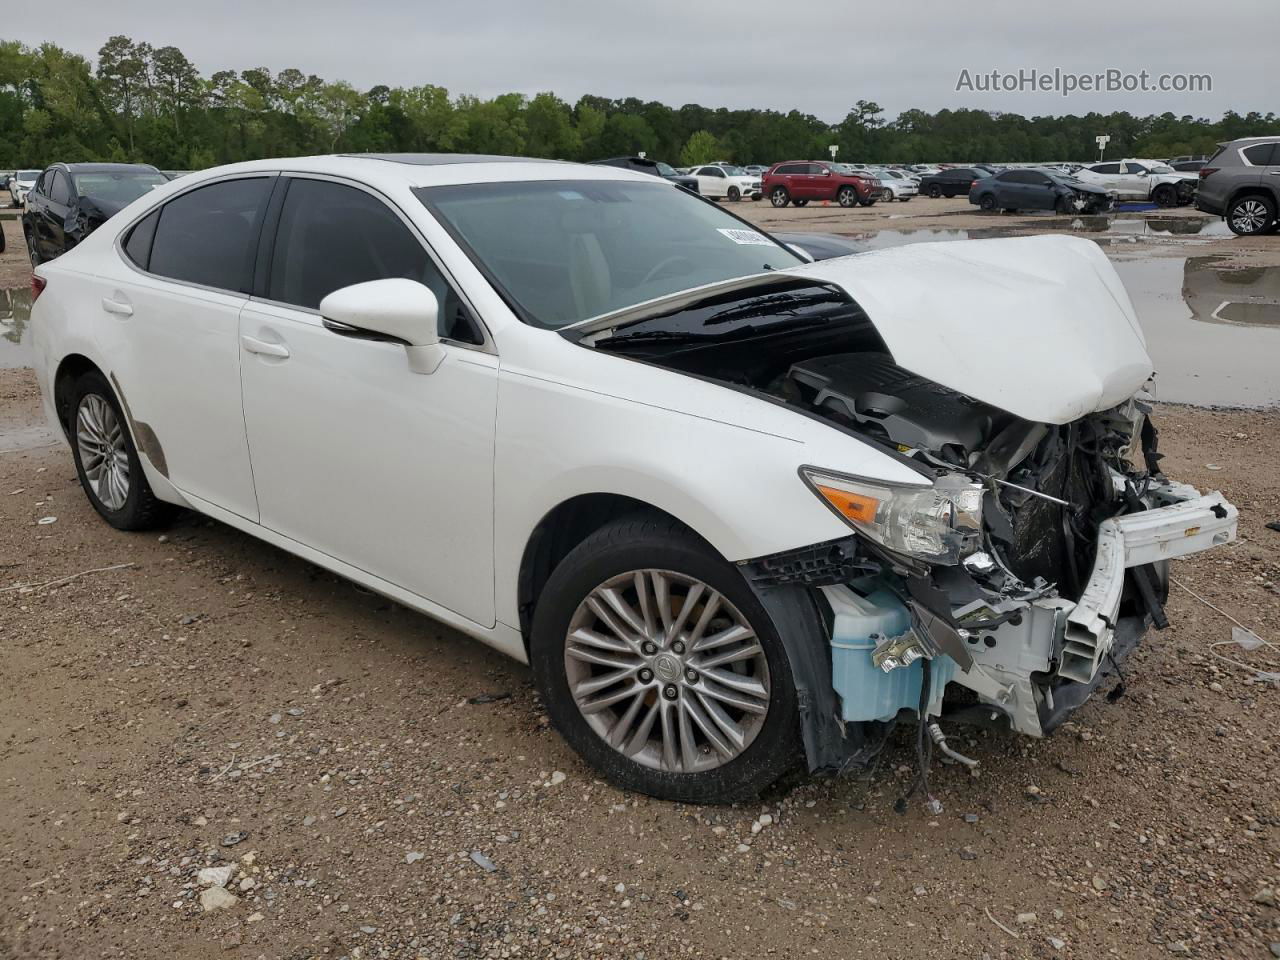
[237, 175, 499, 626]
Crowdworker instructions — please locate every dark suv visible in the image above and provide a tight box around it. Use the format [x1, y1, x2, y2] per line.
[762, 161, 879, 208]
[1195, 136, 1280, 236]
[24, 162, 169, 263]
[918, 167, 993, 198]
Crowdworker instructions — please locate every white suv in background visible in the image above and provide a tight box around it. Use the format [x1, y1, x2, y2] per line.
[8, 169, 41, 207]
[689, 164, 762, 201]
[1074, 159, 1196, 207]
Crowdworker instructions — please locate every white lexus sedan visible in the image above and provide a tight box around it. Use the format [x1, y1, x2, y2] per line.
[30, 154, 1237, 803]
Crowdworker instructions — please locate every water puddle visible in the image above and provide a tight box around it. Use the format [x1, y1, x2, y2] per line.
[0, 285, 32, 369]
[1113, 257, 1280, 408]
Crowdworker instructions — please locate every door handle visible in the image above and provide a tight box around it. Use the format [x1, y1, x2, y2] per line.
[241, 335, 290, 359]
[101, 297, 133, 317]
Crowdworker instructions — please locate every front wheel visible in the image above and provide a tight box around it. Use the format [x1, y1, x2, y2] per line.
[1226, 194, 1276, 236]
[837, 185, 858, 207]
[1152, 184, 1178, 208]
[727, 186, 741, 202]
[928, 184, 942, 199]
[978, 193, 996, 211]
[69, 370, 171, 531]
[529, 514, 801, 803]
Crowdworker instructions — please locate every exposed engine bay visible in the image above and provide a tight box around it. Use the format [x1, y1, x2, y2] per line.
[577, 274, 1238, 769]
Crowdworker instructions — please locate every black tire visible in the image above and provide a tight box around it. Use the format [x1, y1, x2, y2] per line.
[727, 186, 741, 202]
[792, 199, 809, 207]
[978, 193, 997, 211]
[529, 513, 801, 804]
[836, 186, 858, 207]
[1225, 194, 1275, 236]
[68, 370, 171, 531]
[769, 186, 790, 207]
[25, 228, 40, 267]
[927, 184, 942, 199]
[1152, 184, 1178, 208]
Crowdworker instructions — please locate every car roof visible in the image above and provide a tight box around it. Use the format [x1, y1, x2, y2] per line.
[159, 153, 655, 192]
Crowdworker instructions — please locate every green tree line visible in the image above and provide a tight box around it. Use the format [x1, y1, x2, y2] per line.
[1, 36, 1275, 171]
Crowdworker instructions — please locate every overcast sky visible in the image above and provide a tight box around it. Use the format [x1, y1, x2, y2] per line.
[11, 0, 1272, 122]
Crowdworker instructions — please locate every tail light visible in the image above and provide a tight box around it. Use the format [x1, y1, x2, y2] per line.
[31, 274, 46, 303]
[1198, 167, 1218, 180]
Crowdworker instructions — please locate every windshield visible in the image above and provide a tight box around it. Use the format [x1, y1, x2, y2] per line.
[72, 171, 169, 204]
[416, 179, 803, 329]
[655, 162, 677, 176]
[18, 170, 40, 181]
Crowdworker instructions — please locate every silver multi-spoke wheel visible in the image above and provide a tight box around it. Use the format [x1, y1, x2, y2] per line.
[564, 569, 770, 774]
[1231, 198, 1269, 234]
[76, 394, 130, 511]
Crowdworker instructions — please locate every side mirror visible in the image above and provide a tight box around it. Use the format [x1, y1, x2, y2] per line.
[319, 278, 445, 375]
[821, 169, 832, 176]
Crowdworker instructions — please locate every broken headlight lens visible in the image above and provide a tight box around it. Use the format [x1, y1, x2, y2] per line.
[801, 468, 983, 565]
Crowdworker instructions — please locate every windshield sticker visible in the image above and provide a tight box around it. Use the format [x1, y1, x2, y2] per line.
[717, 228, 774, 246]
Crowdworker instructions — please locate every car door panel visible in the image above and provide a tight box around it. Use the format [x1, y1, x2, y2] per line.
[95, 272, 261, 520]
[238, 301, 499, 626]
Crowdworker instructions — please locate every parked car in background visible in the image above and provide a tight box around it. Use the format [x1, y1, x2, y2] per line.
[770, 231, 863, 260]
[9, 169, 41, 207]
[1169, 160, 1205, 173]
[876, 169, 918, 202]
[688, 164, 762, 201]
[28, 153, 1237, 803]
[1073, 159, 1196, 207]
[918, 167, 991, 198]
[23, 162, 169, 265]
[969, 168, 1112, 214]
[1196, 135, 1280, 236]
[763, 161, 880, 208]
[162, 170, 194, 180]
[590, 156, 699, 193]
[742, 165, 767, 177]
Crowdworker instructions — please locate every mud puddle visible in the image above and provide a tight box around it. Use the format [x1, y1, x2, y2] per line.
[0, 285, 32, 369]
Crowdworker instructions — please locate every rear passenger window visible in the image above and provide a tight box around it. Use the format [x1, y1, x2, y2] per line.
[123, 210, 160, 269]
[149, 177, 272, 292]
[50, 172, 73, 204]
[1242, 143, 1277, 166]
[268, 178, 481, 343]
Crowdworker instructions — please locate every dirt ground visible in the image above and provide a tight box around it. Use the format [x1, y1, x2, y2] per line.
[2, 197, 1279, 960]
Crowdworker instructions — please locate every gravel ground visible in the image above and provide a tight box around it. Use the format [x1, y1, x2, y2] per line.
[1, 196, 1279, 959]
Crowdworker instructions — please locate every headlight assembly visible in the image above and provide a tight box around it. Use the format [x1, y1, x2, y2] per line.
[801, 467, 983, 565]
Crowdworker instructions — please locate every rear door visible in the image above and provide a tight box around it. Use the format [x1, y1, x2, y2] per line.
[1240, 142, 1274, 195]
[237, 175, 499, 626]
[101, 174, 273, 521]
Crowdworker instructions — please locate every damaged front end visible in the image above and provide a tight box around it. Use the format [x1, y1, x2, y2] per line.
[577, 245, 1238, 775]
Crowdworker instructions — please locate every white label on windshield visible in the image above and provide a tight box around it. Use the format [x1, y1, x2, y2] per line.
[717, 228, 773, 246]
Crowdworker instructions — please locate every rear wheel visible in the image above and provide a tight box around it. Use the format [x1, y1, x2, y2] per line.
[769, 186, 790, 207]
[837, 185, 858, 207]
[529, 514, 801, 803]
[69, 370, 171, 531]
[1226, 194, 1276, 236]
[978, 193, 997, 211]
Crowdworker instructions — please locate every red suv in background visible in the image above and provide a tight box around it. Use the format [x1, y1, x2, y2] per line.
[763, 161, 882, 208]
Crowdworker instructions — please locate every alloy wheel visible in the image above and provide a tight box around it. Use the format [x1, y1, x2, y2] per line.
[563, 569, 770, 774]
[1231, 199, 1269, 234]
[76, 394, 130, 511]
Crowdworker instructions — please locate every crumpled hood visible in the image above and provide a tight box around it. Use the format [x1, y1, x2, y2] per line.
[779, 234, 1154, 424]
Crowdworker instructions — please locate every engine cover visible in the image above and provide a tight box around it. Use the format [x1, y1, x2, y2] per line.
[787, 352, 1005, 462]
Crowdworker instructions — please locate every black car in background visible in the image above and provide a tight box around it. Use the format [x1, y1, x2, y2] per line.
[588, 156, 700, 193]
[917, 167, 992, 198]
[23, 162, 169, 264]
[970, 168, 1113, 214]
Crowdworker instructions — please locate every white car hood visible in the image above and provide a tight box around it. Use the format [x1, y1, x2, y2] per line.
[780, 235, 1154, 424]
